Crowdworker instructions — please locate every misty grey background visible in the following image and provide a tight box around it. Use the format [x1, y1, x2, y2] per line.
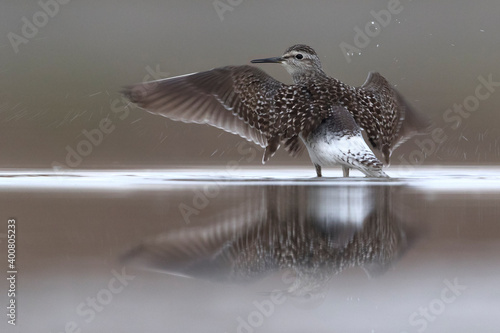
[1, 0, 500, 169]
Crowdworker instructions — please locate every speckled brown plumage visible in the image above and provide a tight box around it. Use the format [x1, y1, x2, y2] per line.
[124, 44, 429, 176]
[121, 186, 414, 297]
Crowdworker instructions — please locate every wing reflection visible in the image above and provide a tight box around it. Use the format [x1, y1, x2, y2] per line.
[123, 185, 415, 296]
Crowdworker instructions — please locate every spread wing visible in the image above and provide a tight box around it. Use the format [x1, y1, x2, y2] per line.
[123, 65, 284, 152]
[123, 66, 389, 163]
[360, 71, 391, 93]
[358, 72, 431, 163]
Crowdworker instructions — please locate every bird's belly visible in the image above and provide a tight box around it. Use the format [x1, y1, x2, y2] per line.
[302, 134, 373, 167]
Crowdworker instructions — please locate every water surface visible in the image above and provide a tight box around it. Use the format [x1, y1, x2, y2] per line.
[1, 168, 499, 332]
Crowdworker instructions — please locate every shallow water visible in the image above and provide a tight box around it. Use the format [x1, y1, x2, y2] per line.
[3, 1, 500, 332]
[1, 168, 499, 332]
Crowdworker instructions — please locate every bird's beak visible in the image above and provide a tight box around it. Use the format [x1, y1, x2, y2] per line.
[251, 56, 283, 64]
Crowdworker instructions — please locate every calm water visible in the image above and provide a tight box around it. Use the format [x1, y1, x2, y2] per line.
[1, 168, 499, 332]
[2, 1, 500, 332]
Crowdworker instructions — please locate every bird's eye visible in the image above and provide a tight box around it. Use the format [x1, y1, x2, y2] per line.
[295, 54, 303, 60]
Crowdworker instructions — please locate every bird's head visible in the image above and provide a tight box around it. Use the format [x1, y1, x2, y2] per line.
[251, 44, 324, 82]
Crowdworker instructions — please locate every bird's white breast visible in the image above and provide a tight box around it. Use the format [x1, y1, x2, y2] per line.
[303, 133, 374, 168]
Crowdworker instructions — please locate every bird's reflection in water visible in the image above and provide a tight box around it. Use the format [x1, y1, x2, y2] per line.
[124, 184, 415, 299]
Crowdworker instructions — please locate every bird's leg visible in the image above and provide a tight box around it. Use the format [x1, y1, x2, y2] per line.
[342, 166, 350, 177]
[314, 164, 322, 177]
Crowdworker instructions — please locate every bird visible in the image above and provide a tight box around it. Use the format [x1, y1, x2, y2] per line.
[121, 185, 415, 297]
[124, 44, 429, 177]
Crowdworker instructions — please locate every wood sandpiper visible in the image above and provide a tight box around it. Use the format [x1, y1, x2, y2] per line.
[124, 44, 429, 177]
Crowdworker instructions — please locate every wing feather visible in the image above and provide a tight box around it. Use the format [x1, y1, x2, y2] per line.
[124, 65, 286, 149]
[359, 71, 431, 163]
